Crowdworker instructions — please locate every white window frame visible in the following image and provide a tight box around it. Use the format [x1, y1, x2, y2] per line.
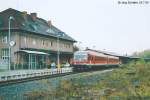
[1, 48, 9, 60]
[32, 39, 36, 45]
[42, 40, 45, 46]
[49, 41, 53, 47]
[24, 36, 27, 45]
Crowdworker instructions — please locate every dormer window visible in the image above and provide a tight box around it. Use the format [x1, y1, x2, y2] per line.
[22, 23, 25, 26]
[29, 24, 37, 31]
[46, 28, 55, 34]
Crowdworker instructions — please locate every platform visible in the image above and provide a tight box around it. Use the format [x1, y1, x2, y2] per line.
[0, 67, 73, 82]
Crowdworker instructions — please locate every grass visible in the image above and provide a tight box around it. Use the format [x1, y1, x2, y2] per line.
[24, 60, 150, 100]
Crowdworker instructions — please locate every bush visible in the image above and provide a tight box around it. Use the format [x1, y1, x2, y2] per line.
[23, 61, 150, 99]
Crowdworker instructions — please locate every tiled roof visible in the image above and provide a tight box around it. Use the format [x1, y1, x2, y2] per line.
[0, 8, 76, 42]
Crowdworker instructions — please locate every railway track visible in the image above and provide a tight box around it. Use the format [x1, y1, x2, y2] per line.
[0, 72, 77, 87]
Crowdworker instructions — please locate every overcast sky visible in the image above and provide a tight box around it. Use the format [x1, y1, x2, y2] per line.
[0, 0, 150, 55]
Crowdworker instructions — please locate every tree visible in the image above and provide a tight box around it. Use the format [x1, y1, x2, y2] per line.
[73, 45, 79, 52]
[133, 49, 150, 58]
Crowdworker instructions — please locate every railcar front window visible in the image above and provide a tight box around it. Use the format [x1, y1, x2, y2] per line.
[74, 54, 87, 61]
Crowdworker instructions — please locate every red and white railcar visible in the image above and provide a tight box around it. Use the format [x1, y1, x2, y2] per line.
[72, 50, 120, 71]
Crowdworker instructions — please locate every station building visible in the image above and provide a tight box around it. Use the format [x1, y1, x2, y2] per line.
[0, 8, 76, 70]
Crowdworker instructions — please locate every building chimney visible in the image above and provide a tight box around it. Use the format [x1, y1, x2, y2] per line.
[22, 11, 27, 20]
[48, 20, 52, 27]
[30, 13, 37, 21]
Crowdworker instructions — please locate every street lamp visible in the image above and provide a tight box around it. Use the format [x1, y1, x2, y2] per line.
[57, 32, 64, 70]
[8, 16, 15, 70]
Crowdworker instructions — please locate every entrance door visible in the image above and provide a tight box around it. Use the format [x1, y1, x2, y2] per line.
[30, 54, 37, 69]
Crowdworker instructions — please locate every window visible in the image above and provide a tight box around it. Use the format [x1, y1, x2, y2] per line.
[2, 35, 8, 44]
[24, 36, 27, 45]
[74, 54, 87, 61]
[64, 43, 70, 48]
[49, 41, 53, 46]
[45, 41, 48, 46]
[68, 44, 70, 48]
[1, 48, 9, 60]
[29, 24, 37, 31]
[42, 40, 45, 45]
[64, 43, 67, 48]
[46, 28, 55, 34]
[32, 39, 36, 45]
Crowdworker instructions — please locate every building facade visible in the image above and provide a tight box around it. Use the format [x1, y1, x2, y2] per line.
[0, 8, 76, 70]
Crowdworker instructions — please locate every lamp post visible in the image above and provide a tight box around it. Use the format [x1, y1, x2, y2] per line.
[8, 16, 14, 70]
[57, 32, 64, 70]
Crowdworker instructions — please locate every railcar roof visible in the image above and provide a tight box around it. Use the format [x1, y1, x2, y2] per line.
[74, 50, 107, 57]
[75, 50, 120, 59]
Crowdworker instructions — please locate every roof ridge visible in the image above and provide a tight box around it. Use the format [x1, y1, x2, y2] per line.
[2, 8, 48, 25]
[1, 8, 21, 13]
